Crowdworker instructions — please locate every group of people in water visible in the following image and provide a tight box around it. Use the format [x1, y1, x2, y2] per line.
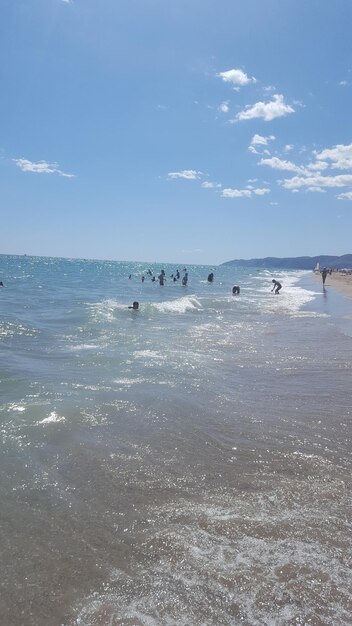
[129, 267, 189, 287]
[128, 271, 283, 309]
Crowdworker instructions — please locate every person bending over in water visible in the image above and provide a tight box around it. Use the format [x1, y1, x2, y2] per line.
[128, 301, 139, 310]
[232, 285, 240, 294]
[271, 279, 282, 294]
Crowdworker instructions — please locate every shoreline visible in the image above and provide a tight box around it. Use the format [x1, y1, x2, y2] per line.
[313, 271, 352, 299]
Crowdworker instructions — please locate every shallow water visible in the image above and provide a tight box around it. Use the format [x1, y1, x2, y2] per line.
[0, 256, 351, 625]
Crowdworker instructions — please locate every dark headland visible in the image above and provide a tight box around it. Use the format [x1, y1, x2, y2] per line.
[221, 254, 352, 270]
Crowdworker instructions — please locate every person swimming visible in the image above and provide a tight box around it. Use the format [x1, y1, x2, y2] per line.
[232, 285, 240, 294]
[128, 301, 139, 310]
[207, 272, 214, 283]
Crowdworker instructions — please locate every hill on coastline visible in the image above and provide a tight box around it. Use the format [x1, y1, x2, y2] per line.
[221, 254, 352, 270]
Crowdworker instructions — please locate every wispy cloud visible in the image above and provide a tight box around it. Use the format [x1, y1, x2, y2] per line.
[235, 94, 295, 122]
[201, 181, 222, 189]
[221, 187, 270, 198]
[218, 101, 229, 113]
[218, 68, 256, 88]
[222, 188, 252, 198]
[313, 143, 352, 170]
[251, 134, 276, 146]
[253, 188, 271, 196]
[13, 158, 75, 178]
[339, 80, 348, 86]
[261, 143, 352, 194]
[281, 174, 352, 191]
[337, 191, 352, 200]
[167, 169, 202, 180]
[259, 156, 308, 175]
[248, 133, 275, 154]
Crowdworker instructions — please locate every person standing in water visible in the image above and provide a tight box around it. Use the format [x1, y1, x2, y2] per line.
[321, 268, 328, 286]
[271, 279, 282, 294]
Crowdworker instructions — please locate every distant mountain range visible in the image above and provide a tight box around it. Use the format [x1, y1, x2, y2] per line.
[221, 254, 352, 270]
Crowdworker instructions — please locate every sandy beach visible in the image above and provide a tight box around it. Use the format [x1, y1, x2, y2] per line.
[314, 271, 352, 299]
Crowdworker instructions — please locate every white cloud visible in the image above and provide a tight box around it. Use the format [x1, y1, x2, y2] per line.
[14, 158, 75, 177]
[167, 169, 202, 180]
[235, 94, 295, 122]
[339, 80, 348, 86]
[222, 188, 252, 198]
[248, 134, 275, 155]
[251, 134, 275, 146]
[218, 68, 256, 87]
[307, 161, 328, 171]
[259, 156, 307, 175]
[218, 101, 229, 113]
[281, 173, 352, 190]
[307, 187, 326, 193]
[313, 143, 352, 170]
[253, 187, 270, 195]
[337, 191, 352, 200]
[284, 144, 294, 152]
[201, 181, 222, 189]
[221, 186, 270, 198]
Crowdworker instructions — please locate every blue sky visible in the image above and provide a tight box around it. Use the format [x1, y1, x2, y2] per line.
[1, 0, 351, 265]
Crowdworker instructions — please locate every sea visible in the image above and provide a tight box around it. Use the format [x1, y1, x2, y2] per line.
[0, 255, 351, 626]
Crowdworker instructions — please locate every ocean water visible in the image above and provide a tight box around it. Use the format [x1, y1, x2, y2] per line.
[0, 255, 351, 626]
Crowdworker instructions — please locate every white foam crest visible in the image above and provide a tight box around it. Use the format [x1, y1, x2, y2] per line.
[259, 271, 317, 314]
[90, 298, 126, 321]
[152, 295, 202, 314]
[7, 403, 26, 412]
[67, 343, 101, 352]
[134, 349, 165, 361]
[38, 411, 66, 425]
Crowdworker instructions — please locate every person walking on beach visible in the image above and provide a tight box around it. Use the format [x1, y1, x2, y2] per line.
[271, 279, 282, 294]
[321, 267, 328, 286]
